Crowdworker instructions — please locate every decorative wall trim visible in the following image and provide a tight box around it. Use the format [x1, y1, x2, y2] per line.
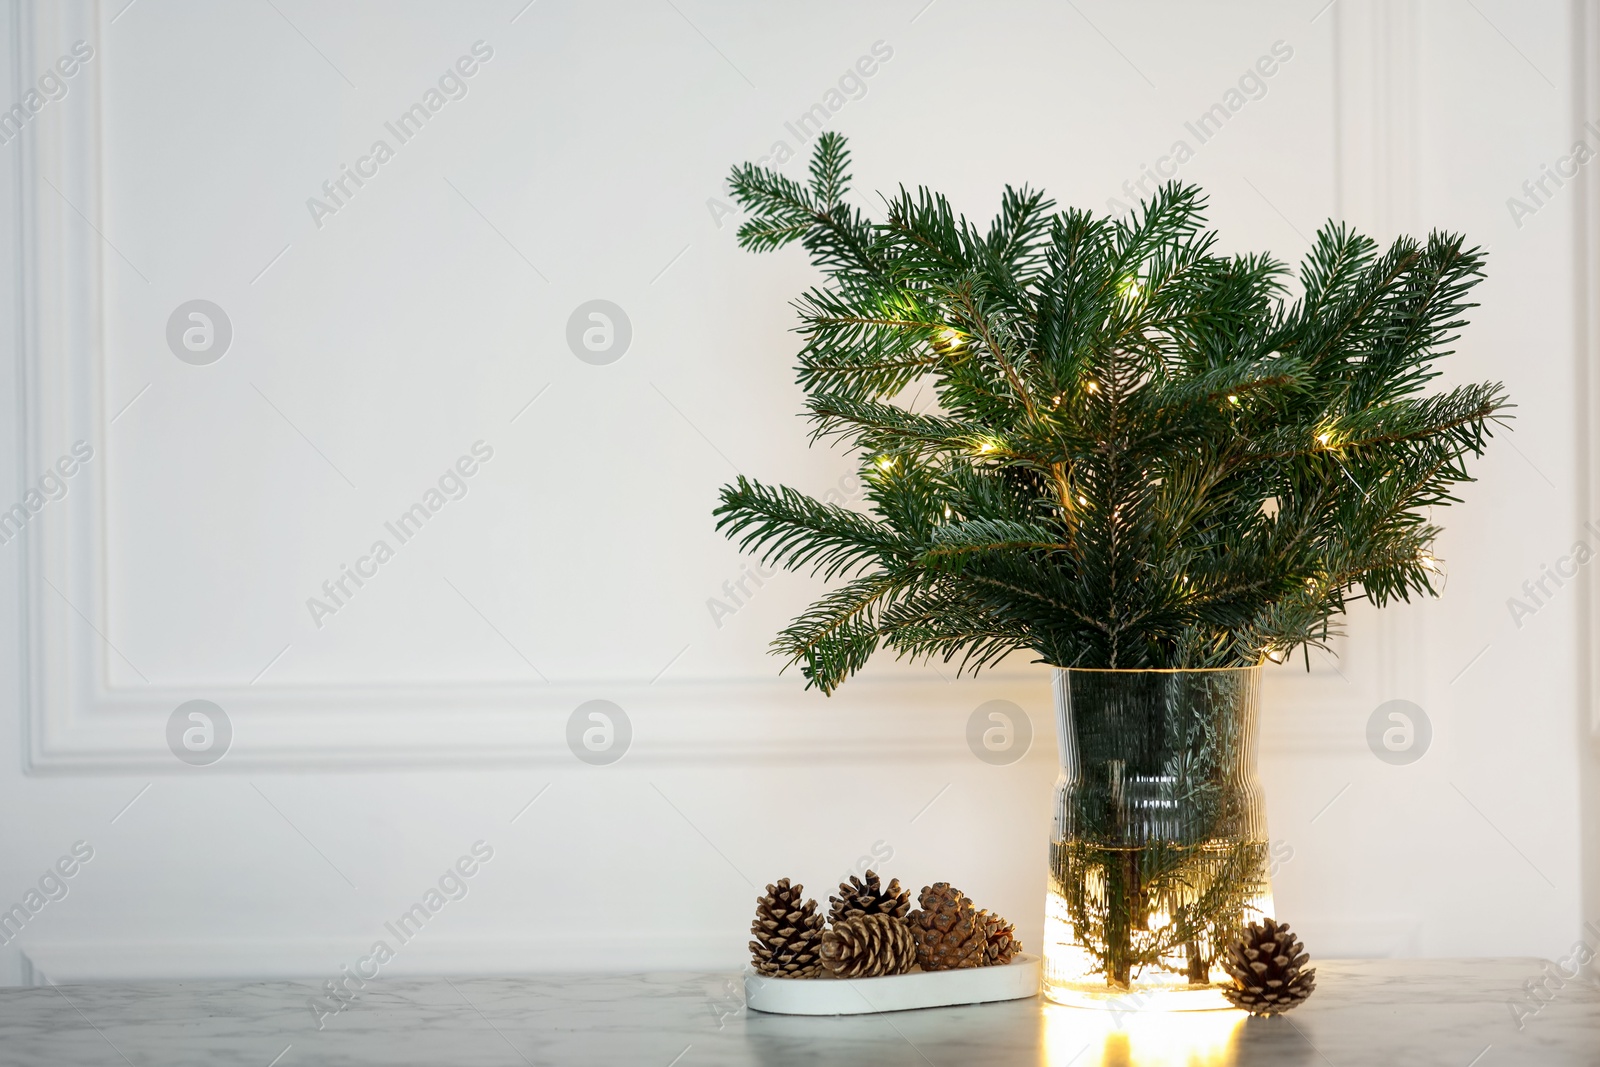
[1576, 0, 1600, 745]
[9, 1, 1358, 774]
[1568, 0, 1600, 965]
[16, 0, 117, 773]
[13, 0, 96, 770]
[1330, 0, 1434, 717]
[1333, 0, 1420, 238]
[5, 2, 1068, 772]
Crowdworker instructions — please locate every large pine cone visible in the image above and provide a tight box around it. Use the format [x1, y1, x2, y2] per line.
[749, 878, 825, 978]
[1221, 918, 1316, 1015]
[819, 913, 916, 978]
[976, 909, 1022, 966]
[907, 883, 985, 971]
[828, 870, 911, 924]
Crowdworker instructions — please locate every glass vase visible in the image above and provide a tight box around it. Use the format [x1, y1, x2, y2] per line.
[1043, 666, 1273, 1011]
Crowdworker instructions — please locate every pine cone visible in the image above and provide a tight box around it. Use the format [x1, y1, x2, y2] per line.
[907, 883, 985, 971]
[749, 878, 825, 978]
[819, 913, 916, 978]
[976, 909, 1022, 966]
[828, 870, 911, 924]
[1221, 918, 1316, 1015]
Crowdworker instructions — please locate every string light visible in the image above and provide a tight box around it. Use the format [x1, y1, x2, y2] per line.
[1227, 395, 1239, 405]
[933, 327, 967, 355]
[876, 455, 895, 471]
[1085, 380, 1100, 394]
[1265, 647, 1287, 663]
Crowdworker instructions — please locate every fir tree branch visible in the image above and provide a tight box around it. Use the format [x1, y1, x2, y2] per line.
[715, 134, 1509, 683]
[714, 477, 909, 580]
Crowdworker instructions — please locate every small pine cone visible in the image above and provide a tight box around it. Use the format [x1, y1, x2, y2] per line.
[819, 914, 916, 978]
[1221, 917, 1317, 1016]
[976, 909, 1022, 966]
[828, 870, 911, 924]
[907, 883, 985, 971]
[749, 878, 825, 978]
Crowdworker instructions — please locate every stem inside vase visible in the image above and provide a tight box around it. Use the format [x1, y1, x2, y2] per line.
[1044, 667, 1273, 1008]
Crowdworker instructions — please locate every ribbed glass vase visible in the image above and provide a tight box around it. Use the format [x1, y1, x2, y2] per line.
[1043, 666, 1273, 1011]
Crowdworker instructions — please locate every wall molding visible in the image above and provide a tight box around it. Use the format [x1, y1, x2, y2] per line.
[1332, 0, 1433, 716]
[9, 1, 1361, 774]
[1570, 0, 1600, 967]
[1577, 0, 1600, 746]
[1333, 0, 1421, 239]
[6, 2, 1069, 772]
[16, 0, 120, 774]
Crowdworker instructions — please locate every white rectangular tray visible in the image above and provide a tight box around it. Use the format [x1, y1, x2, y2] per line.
[745, 954, 1041, 1015]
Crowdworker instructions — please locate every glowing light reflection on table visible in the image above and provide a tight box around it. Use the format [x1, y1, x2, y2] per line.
[1043, 1001, 1246, 1067]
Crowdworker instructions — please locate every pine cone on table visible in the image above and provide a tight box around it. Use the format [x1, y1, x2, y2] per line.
[749, 878, 825, 978]
[906, 883, 985, 971]
[976, 909, 1022, 966]
[828, 870, 911, 924]
[1221, 917, 1317, 1015]
[819, 913, 917, 978]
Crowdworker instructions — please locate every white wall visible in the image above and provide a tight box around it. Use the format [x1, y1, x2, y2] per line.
[0, 0, 1591, 984]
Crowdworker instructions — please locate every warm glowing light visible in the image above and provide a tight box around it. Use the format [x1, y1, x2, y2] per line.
[1077, 495, 1089, 506]
[1118, 276, 1143, 300]
[1043, 867, 1275, 1015]
[974, 439, 1001, 456]
[875, 456, 895, 470]
[1044, 1002, 1246, 1067]
[1419, 553, 1441, 573]
[1085, 380, 1100, 394]
[1227, 394, 1239, 405]
[1316, 432, 1332, 446]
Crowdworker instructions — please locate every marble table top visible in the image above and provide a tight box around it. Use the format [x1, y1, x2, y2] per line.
[0, 958, 1594, 1066]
